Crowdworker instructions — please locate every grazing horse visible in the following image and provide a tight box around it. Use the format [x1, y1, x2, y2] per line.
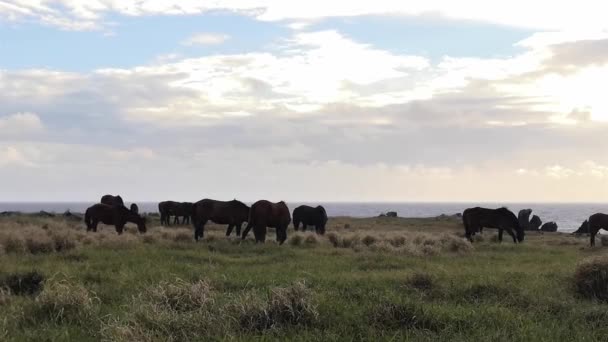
[191, 199, 250, 241]
[85, 203, 146, 234]
[242, 200, 291, 244]
[158, 201, 175, 226]
[130, 203, 139, 214]
[589, 213, 608, 246]
[293, 205, 328, 235]
[462, 207, 524, 243]
[100, 194, 124, 207]
[172, 202, 194, 225]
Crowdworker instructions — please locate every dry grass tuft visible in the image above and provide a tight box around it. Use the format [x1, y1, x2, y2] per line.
[370, 300, 443, 331]
[601, 235, 608, 247]
[145, 279, 213, 312]
[407, 273, 435, 292]
[32, 279, 98, 324]
[575, 256, 608, 301]
[235, 281, 319, 332]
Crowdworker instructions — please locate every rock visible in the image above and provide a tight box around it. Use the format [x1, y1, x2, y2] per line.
[38, 211, 55, 217]
[518, 209, 533, 230]
[530, 215, 542, 231]
[386, 211, 398, 217]
[540, 222, 558, 232]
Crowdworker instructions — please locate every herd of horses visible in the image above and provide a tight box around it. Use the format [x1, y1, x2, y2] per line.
[83, 196, 608, 247]
[84, 195, 328, 244]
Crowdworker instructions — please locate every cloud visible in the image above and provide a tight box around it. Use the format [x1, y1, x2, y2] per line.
[1, 27, 608, 200]
[0, 112, 44, 137]
[182, 33, 231, 46]
[3, 1, 608, 31]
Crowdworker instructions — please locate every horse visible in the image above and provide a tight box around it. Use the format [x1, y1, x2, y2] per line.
[172, 202, 194, 225]
[100, 194, 124, 207]
[293, 205, 328, 235]
[191, 199, 250, 241]
[158, 201, 175, 226]
[85, 203, 146, 234]
[589, 213, 608, 246]
[462, 207, 524, 243]
[242, 200, 291, 244]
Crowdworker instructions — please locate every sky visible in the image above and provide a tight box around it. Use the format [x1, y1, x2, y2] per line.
[1, 1, 608, 202]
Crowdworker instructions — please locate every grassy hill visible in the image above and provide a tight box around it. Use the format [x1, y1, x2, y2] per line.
[0, 213, 606, 341]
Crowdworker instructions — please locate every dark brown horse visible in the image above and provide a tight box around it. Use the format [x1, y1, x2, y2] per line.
[191, 199, 250, 241]
[293, 205, 328, 235]
[158, 201, 193, 225]
[85, 203, 146, 234]
[462, 207, 524, 243]
[589, 213, 608, 246]
[242, 200, 291, 244]
[100, 194, 124, 207]
[173, 202, 193, 225]
[158, 201, 175, 226]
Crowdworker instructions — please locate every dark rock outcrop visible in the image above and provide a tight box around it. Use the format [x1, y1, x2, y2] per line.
[530, 215, 542, 231]
[540, 222, 558, 232]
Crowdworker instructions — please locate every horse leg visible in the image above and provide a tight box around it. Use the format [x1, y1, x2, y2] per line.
[242, 223, 253, 240]
[226, 224, 234, 237]
[498, 228, 504, 242]
[116, 224, 124, 235]
[278, 226, 287, 245]
[236, 223, 243, 236]
[92, 220, 99, 233]
[591, 227, 598, 247]
[294, 221, 299, 231]
[504, 227, 517, 243]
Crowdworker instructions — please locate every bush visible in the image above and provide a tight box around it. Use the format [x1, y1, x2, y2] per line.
[370, 300, 443, 331]
[235, 281, 319, 332]
[2, 271, 45, 296]
[31, 279, 98, 324]
[362, 235, 377, 247]
[289, 234, 304, 246]
[24, 234, 55, 254]
[327, 232, 340, 247]
[407, 273, 434, 292]
[0, 234, 26, 254]
[575, 256, 608, 301]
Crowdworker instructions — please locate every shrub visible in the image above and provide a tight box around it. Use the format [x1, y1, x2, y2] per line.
[370, 300, 443, 331]
[235, 281, 319, 332]
[0, 234, 26, 254]
[407, 273, 434, 292]
[362, 235, 377, 247]
[326, 232, 340, 247]
[32, 279, 98, 324]
[145, 279, 213, 312]
[48, 230, 78, 252]
[2, 271, 45, 296]
[24, 234, 56, 254]
[575, 256, 608, 301]
[304, 234, 320, 245]
[289, 234, 304, 246]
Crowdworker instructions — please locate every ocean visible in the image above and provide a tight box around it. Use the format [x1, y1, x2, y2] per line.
[0, 202, 605, 233]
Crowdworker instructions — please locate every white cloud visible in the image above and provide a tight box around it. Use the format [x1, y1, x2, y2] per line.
[3, 1, 608, 31]
[182, 33, 231, 46]
[0, 112, 44, 136]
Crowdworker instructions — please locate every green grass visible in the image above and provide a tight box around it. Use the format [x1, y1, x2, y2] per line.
[0, 214, 607, 341]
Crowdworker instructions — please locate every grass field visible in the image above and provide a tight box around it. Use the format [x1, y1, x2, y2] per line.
[1, 213, 608, 341]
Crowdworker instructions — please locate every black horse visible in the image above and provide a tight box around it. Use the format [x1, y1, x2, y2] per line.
[589, 213, 608, 246]
[242, 200, 291, 244]
[100, 194, 124, 207]
[462, 207, 524, 243]
[293, 205, 328, 235]
[85, 203, 146, 234]
[191, 199, 250, 241]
